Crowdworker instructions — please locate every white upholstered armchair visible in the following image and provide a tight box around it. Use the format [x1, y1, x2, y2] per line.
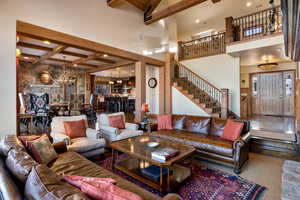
[97, 112, 143, 144]
[50, 115, 106, 157]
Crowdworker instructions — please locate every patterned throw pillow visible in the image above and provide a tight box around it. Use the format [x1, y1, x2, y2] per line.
[108, 115, 125, 129]
[64, 119, 87, 139]
[173, 116, 186, 130]
[27, 136, 58, 164]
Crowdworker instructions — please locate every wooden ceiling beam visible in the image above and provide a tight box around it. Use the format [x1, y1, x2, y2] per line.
[33, 45, 67, 64]
[144, 0, 208, 25]
[17, 21, 164, 66]
[124, 0, 147, 10]
[71, 53, 102, 66]
[87, 60, 134, 73]
[145, 0, 162, 16]
[107, 0, 123, 8]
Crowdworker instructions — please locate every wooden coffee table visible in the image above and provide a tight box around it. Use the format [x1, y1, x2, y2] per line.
[110, 136, 196, 192]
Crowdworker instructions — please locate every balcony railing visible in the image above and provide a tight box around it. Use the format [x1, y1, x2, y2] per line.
[225, 6, 282, 43]
[178, 32, 226, 61]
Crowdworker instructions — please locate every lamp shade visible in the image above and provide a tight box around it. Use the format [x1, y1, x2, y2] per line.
[141, 103, 149, 112]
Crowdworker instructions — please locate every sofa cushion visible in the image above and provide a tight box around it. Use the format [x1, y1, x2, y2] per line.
[24, 165, 90, 200]
[185, 117, 211, 135]
[149, 130, 233, 157]
[6, 149, 38, 183]
[68, 138, 106, 153]
[210, 118, 227, 137]
[51, 115, 88, 135]
[0, 135, 26, 157]
[173, 116, 186, 130]
[27, 136, 58, 164]
[221, 120, 244, 142]
[49, 151, 161, 200]
[99, 112, 125, 126]
[64, 119, 87, 139]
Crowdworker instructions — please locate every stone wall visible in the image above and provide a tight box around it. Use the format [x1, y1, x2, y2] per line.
[18, 61, 85, 104]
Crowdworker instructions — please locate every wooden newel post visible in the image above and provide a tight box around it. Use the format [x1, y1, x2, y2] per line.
[225, 17, 234, 43]
[221, 89, 229, 119]
[178, 41, 183, 61]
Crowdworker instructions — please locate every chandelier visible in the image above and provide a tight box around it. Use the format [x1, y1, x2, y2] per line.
[52, 56, 76, 86]
[257, 62, 278, 70]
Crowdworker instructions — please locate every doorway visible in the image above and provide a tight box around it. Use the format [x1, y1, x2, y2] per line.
[249, 70, 296, 134]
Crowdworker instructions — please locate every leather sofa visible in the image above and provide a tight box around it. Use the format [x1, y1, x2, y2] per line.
[0, 135, 180, 200]
[147, 115, 251, 174]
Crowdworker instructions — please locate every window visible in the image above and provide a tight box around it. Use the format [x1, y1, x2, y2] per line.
[285, 75, 292, 96]
[252, 76, 258, 96]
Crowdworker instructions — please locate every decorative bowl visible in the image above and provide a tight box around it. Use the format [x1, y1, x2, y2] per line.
[146, 142, 159, 148]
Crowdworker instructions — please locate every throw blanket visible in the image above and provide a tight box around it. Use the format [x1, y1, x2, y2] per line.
[63, 175, 142, 200]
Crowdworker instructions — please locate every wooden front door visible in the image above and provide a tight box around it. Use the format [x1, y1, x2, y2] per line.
[251, 71, 295, 117]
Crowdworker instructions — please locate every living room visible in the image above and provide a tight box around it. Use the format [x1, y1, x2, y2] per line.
[1, 0, 300, 200]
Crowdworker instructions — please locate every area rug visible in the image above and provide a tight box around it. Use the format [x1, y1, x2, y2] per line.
[97, 154, 266, 200]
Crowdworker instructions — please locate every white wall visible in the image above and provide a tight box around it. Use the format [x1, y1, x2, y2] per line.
[0, 0, 165, 137]
[146, 65, 159, 114]
[172, 87, 210, 116]
[181, 54, 241, 116]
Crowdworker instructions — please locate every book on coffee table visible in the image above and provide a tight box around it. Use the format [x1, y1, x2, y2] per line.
[151, 147, 179, 163]
[141, 165, 168, 182]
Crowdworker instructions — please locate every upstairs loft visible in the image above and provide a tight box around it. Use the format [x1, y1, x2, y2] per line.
[178, 5, 282, 61]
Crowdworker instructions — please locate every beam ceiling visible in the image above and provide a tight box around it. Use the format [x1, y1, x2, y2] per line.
[33, 45, 67, 64]
[87, 60, 134, 73]
[17, 21, 164, 66]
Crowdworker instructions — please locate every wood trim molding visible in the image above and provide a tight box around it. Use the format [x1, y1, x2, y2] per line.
[17, 21, 164, 66]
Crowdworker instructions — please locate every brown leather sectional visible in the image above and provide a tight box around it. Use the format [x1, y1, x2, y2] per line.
[147, 115, 251, 174]
[0, 135, 181, 200]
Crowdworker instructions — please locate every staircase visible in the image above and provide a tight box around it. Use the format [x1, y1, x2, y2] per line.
[173, 62, 228, 118]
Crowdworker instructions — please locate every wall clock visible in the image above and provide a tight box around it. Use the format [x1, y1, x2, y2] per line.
[148, 77, 157, 88]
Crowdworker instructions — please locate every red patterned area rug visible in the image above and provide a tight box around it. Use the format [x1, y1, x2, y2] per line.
[97, 154, 266, 200]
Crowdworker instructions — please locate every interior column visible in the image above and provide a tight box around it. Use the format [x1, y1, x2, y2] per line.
[159, 66, 165, 114]
[165, 53, 175, 114]
[135, 61, 146, 122]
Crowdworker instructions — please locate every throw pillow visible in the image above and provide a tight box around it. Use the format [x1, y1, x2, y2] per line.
[5, 149, 38, 183]
[186, 118, 211, 134]
[24, 165, 90, 200]
[0, 135, 26, 156]
[63, 175, 142, 200]
[157, 114, 173, 130]
[18, 134, 48, 148]
[221, 120, 244, 141]
[108, 114, 125, 129]
[27, 136, 58, 164]
[64, 119, 87, 139]
[173, 116, 186, 130]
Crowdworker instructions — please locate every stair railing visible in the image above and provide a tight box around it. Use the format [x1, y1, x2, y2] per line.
[173, 61, 229, 118]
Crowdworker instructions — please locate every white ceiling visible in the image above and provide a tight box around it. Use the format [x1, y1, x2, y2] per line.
[171, 0, 281, 40]
[239, 44, 291, 66]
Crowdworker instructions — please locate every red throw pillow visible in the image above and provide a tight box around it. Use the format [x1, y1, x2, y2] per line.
[63, 175, 142, 200]
[221, 120, 244, 141]
[64, 120, 86, 139]
[18, 134, 47, 148]
[108, 115, 125, 129]
[157, 114, 173, 130]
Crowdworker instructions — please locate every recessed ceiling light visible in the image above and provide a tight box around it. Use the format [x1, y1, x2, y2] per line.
[195, 19, 200, 24]
[23, 57, 29, 60]
[73, 64, 78, 67]
[43, 40, 51, 45]
[103, 54, 108, 57]
[246, 2, 252, 7]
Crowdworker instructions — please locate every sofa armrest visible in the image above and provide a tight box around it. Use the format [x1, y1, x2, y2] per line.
[232, 132, 251, 174]
[86, 128, 102, 139]
[52, 142, 68, 154]
[162, 193, 182, 200]
[50, 132, 71, 145]
[125, 123, 139, 130]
